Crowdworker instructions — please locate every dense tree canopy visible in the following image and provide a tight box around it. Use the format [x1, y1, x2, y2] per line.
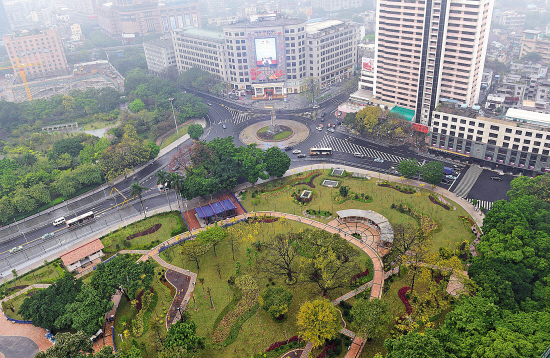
[297, 299, 341, 348]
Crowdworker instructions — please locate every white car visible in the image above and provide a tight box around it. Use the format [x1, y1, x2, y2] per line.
[316, 126, 323, 131]
[374, 158, 384, 163]
[353, 152, 365, 158]
[292, 149, 302, 154]
[9, 246, 23, 253]
[445, 175, 458, 180]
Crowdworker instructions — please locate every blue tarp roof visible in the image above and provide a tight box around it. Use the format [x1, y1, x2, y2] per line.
[196, 199, 236, 218]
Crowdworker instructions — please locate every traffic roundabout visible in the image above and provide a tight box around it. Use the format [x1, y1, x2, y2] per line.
[239, 119, 310, 148]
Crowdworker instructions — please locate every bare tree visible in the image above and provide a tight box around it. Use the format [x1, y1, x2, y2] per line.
[258, 233, 301, 284]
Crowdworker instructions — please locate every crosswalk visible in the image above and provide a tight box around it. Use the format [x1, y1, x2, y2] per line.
[313, 134, 405, 163]
[226, 108, 250, 125]
[453, 165, 483, 198]
[467, 198, 494, 211]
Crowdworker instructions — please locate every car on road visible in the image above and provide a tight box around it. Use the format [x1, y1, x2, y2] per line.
[206, 102, 213, 106]
[297, 154, 306, 158]
[445, 175, 458, 180]
[292, 149, 302, 154]
[42, 232, 55, 239]
[222, 124, 227, 129]
[327, 123, 331, 128]
[441, 178, 450, 184]
[312, 104, 319, 109]
[327, 128, 335, 133]
[374, 158, 384, 163]
[321, 118, 325, 122]
[284, 146, 293, 151]
[9, 246, 23, 253]
[321, 112, 326, 117]
[316, 126, 323, 131]
[353, 152, 365, 158]
[490, 176, 503, 181]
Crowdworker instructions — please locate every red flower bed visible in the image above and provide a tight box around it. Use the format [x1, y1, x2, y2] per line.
[126, 223, 162, 240]
[429, 195, 450, 210]
[6, 285, 28, 293]
[136, 290, 145, 313]
[350, 269, 370, 285]
[292, 173, 321, 188]
[317, 340, 339, 358]
[398, 287, 412, 314]
[266, 336, 302, 352]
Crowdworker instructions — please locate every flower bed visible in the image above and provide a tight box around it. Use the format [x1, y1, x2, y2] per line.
[352, 193, 373, 203]
[266, 336, 303, 352]
[292, 173, 321, 188]
[305, 209, 332, 218]
[246, 216, 279, 224]
[391, 203, 439, 234]
[429, 195, 454, 211]
[126, 223, 162, 240]
[377, 180, 417, 194]
[350, 269, 370, 286]
[252, 172, 322, 198]
[396, 286, 412, 324]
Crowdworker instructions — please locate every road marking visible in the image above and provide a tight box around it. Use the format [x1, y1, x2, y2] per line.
[313, 135, 406, 162]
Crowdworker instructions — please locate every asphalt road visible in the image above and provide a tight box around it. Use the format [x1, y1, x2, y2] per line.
[0, 335, 39, 358]
[0, 90, 511, 277]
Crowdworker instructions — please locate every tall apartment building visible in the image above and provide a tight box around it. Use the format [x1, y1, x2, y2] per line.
[3, 28, 69, 81]
[143, 37, 177, 76]
[171, 28, 228, 81]
[521, 30, 550, 65]
[97, 0, 201, 41]
[0, 0, 10, 35]
[374, 0, 494, 126]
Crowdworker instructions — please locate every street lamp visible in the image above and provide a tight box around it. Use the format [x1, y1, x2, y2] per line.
[168, 97, 180, 139]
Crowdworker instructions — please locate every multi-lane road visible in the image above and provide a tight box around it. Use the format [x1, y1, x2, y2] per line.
[0, 89, 510, 277]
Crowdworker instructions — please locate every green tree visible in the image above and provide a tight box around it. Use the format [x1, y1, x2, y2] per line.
[339, 185, 350, 197]
[164, 321, 205, 352]
[421, 161, 444, 185]
[129, 99, 145, 113]
[521, 52, 543, 63]
[28, 182, 51, 205]
[297, 299, 341, 348]
[350, 299, 391, 338]
[397, 159, 420, 179]
[52, 170, 78, 197]
[181, 241, 210, 270]
[355, 106, 381, 133]
[59, 284, 113, 335]
[260, 286, 293, 319]
[301, 77, 321, 104]
[237, 144, 269, 184]
[130, 181, 148, 216]
[264, 146, 291, 178]
[148, 141, 160, 159]
[187, 124, 204, 141]
[52, 137, 84, 158]
[12, 188, 38, 213]
[385, 332, 445, 358]
[196, 224, 227, 257]
[0, 196, 15, 220]
[35, 331, 93, 358]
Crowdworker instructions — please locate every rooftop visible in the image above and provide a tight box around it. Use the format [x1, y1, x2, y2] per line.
[144, 37, 174, 49]
[505, 108, 550, 126]
[305, 19, 344, 34]
[60, 238, 104, 266]
[223, 17, 304, 29]
[173, 27, 224, 40]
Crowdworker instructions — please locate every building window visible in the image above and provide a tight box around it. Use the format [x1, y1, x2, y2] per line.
[526, 132, 532, 137]
[506, 128, 512, 133]
[489, 133, 498, 138]
[502, 142, 509, 148]
[467, 134, 473, 140]
[478, 123, 485, 128]
[468, 128, 474, 133]
[535, 141, 541, 147]
[536, 133, 543, 139]
[522, 146, 529, 151]
[459, 127, 465, 131]
[490, 125, 499, 131]
[524, 139, 531, 144]
[477, 130, 483, 135]
[516, 130, 522, 135]
[460, 119, 466, 124]
[476, 136, 482, 142]
[513, 144, 519, 149]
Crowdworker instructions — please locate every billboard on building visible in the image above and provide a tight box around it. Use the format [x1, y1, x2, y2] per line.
[178, 15, 184, 28]
[185, 14, 191, 27]
[362, 57, 374, 72]
[255, 38, 277, 67]
[192, 14, 198, 27]
[170, 16, 176, 30]
[162, 17, 169, 32]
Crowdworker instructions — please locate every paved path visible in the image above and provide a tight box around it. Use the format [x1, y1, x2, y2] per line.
[0, 311, 52, 353]
[0, 335, 39, 358]
[0, 284, 50, 303]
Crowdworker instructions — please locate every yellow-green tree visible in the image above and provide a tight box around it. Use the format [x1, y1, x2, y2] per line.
[297, 299, 341, 347]
[355, 106, 381, 133]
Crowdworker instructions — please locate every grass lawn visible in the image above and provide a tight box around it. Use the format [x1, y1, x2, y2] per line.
[81, 120, 119, 131]
[100, 211, 187, 254]
[114, 263, 174, 357]
[239, 170, 475, 253]
[0, 259, 66, 299]
[160, 125, 190, 149]
[2, 288, 45, 321]
[159, 219, 372, 358]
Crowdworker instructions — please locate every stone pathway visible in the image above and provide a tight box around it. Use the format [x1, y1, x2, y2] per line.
[0, 284, 51, 303]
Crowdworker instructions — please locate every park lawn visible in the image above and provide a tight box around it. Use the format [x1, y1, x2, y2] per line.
[159, 124, 190, 149]
[239, 169, 475, 253]
[0, 259, 66, 299]
[114, 263, 173, 357]
[81, 120, 119, 131]
[2, 288, 44, 321]
[159, 219, 372, 358]
[100, 211, 187, 253]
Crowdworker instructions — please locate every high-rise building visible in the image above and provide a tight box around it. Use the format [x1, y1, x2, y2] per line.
[3, 29, 69, 81]
[143, 37, 177, 77]
[521, 30, 550, 65]
[0, 0, 10, 35]
[96, 0, 201, 41]
[374, 0, 494, 125]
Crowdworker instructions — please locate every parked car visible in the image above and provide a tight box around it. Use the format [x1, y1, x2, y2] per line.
[327, 128, 335, 133]
[292, 149, 302, 154]
[353, 152, 365, 158]
[445, 175, 458, 180]
[490, 176, 503, 181]
[374, 158, 384, 163]
[297, 154, 306, 158]
[284, 146, 293, 151]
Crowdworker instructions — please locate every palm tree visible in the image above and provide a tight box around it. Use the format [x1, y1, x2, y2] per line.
[130, 182, 148, 217]
[156, 170, 172, 210]
[168, 172, 184, 211]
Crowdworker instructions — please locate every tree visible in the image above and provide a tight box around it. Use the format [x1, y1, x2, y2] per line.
[28, 182, 51, 205]
[237, 144, 268, 184]
[12, 188, 38, 213]
[35, 331, 93, 358]
[52, 137, 84, 158]
[168, 172, 184, 210]
[19, 275, 83, 331]
[264, 146, 291, 178]
[130, 182, 148, 215]
[350, 299, 391, 339]
[260, 286, 293, 319]
[339, 185, 350, 198]
[421, 161, 444, 185]
[385, 331, 445, 358]
[355, 106, 381, 133]
[521, 52, 543, 63]
[181, 240, 210, 270]
[196, 224, 227, 257]
[0, 196, 15, 220]
[148, 141, 160, 159]
[390, 224, 427, 273]
[60, 284, 113, 335]
[187, 124, 204, 141]
[164, 321, 205, 352]
[259, 233, 300, 284]
[297, 299, 341, 348]
[397, 159, 420, 179]
[129, 98, 145, 113]
[301, 77, 321, 104]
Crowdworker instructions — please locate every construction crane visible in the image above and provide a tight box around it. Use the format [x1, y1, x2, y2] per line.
[0, 58, 41, 101]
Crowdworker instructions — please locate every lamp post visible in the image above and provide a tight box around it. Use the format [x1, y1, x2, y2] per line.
[169, 97, 180, 139]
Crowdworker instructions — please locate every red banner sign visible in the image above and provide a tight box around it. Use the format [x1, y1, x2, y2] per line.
[412, 123, 430, 133]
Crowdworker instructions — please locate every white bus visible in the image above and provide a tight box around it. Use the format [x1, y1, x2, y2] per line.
[66, 211, 95, 228]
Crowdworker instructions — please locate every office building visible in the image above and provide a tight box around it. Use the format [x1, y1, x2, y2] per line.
[429, 103, 550, 173]
[143, 37, 177, 76]
[521, 30, 550, 65]
[374, 0, 494, 126]
[97, 0, 201, 41]
[3, 28, 69, 81]
[0, 0, 10, 35]
[172, 28, 228, 81]
[493, 10, 525, 32]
